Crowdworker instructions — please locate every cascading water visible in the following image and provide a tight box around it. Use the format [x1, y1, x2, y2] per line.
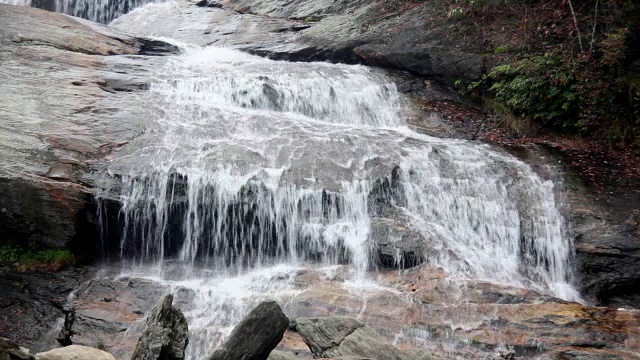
[0, 0, 161, 23]
[91, 44, 582, 357]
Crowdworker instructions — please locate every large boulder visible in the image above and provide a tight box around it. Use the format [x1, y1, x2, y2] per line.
[34, 345, 114, 360]
[132, 295, 189, 360]
[294, 317, 414, 360]
[208, 301, 289, 360]
[0, 338, 33, 360]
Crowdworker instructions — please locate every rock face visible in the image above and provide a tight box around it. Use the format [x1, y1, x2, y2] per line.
[0, 337, 34, 360]
[112, 0, 483, 82]
[0, 268, 90, 353]
[507, 145, 640, 308]
[286, 265, 640, 359]
[223, 0, 484, 82]
[208, 301, 289, 360]
[34, 345, 115, 360]
[295, 317, 410, 360]
[132, 295, 189, 360]
[0, 4, 176, 252]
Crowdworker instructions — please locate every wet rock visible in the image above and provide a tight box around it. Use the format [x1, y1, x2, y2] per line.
[132, 294, 189, 360]
[208, 301, 289, 360]
[284, 265, 640, 359]
[0, 268, 89, 353]
[508, 145, 640, 309]
[295, 317, 409, 360]
[194, 0, 222, 8]
[34, 345, 115, 360]
[112, 1, 315, 58]
[221, 0, 484, 81]
[0, 4, 175, 250]
[294, 317, 363, 357]
[266, 350, 302, 360]
[370, 217, 426, 269]
[59, 278, 168, 358]
[56, 306, 75, 347]
[0, 337, 34, 360]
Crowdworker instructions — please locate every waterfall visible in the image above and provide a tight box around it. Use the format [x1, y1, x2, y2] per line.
[0, 0, 162, 23]
[98, 47, 579, 301]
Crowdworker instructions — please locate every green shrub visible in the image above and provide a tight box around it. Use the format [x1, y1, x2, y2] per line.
[0, 245, 75, 271]
[0, 246, 19, 263]
[473, 55, 579, 128]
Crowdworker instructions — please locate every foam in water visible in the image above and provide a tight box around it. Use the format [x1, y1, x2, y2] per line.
[92, 45, 582, 357]
[101, 46, 580, 298]
[115, 263, 304, 359]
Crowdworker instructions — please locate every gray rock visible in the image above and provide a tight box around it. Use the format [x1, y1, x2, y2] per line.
[132, 295, 189, 360]
[208, 301, 289, 360]
[57, 306, 75, 347]
[0, 268, 90, 354]
[0, 338, 34, 360]
[194, 0, 222, 8]
[34, 345, 115, 360]
[337, 327, 403, 360]
[266, 350, 302, 360]
[0, 4, 175, 251]
[221, 0, 483, 81]
[295, 317, 422, 360]
[294, 317, 363, 357]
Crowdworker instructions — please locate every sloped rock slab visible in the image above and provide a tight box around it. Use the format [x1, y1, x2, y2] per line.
[0, 4, 175, 249]
[61, 277, 169, 359]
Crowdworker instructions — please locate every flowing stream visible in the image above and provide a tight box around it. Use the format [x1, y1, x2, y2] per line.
[0, 0, 161, 22]
[92, 44, 582, 358]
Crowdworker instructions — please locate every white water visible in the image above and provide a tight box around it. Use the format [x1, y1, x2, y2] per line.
[0, 0, 162, 23]
[94, 36, 581, 358]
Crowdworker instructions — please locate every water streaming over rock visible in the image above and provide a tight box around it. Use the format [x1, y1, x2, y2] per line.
[0, 0, 161, 23]
[93, 43, 581, 357]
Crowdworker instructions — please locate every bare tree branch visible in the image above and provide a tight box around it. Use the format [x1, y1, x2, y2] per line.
[590, 0, 599, 54]
[567, 0, 584, 53]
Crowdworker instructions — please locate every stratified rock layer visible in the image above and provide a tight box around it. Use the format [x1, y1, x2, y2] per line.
[0, 4, 175, 251]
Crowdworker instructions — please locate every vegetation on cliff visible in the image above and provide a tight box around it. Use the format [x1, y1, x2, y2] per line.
[381, 0, 640, 148]
[0, 245, 75, 271]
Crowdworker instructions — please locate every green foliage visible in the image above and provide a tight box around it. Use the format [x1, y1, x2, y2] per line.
[0, 246, 19, 263]
[600, 28, 628, 67]
[0, 245, 75, 271]
[471, 56, 578, 128]
[494, 46, 509, 54]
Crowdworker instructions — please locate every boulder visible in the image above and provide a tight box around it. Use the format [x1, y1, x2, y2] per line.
[0, 338, 34, 360]
[208, 301, 289, 360]
[34, 345, 114, 360]
[132, 295, 189, 360]
[294, 317, 410, 360]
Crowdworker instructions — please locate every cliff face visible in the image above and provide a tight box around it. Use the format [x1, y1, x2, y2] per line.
[225, 0, 486, 83]
[0, 4, 176, 252]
